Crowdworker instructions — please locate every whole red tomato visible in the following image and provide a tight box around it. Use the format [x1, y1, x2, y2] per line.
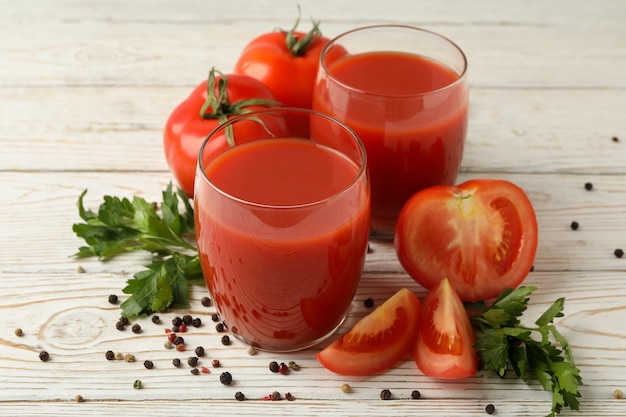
[163, 68, 279, 197]
[233, 14, 330, 109]
[395, 179, 538, 302]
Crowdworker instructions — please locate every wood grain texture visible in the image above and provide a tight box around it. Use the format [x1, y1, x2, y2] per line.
[1, 0, 626, 416]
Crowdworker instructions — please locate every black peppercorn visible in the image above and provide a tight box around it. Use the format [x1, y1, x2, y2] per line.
[219, 371, 233, 385]
[612, 136, 620, 142]
[108, 294, 118, 304]
[190, 368, 200, 375]
[235, 391, 245, 401]
[172, 316, 183, 327]
[143, 360, 154, 369]
[201, 296, 212, 307]
[151, 315, 160, 324]
[171, 325, 180, 333]
[212, 359, 221, 368]
[364, 297, 374, 308]
[105, 350, 115, 361]
[192, 317, 202, 327]
[119, 316, 130, 326]
[194, 346, 205, 357]
[211, 313, 220, 322]
[115, 321, 125, 331]
[380, 389, 392, 400]
[570, 221, 579, 230]
[485, 403, 496, 414]
[39, 351, 50, 362]
[173, 336, 184, 346]
[187, 356, 199, 367]
[221, 335, 231, 346]
[215, 323, 225, 333]
[182, 315, 193, 325]
[615, 248, 624, 258]
[172, 358, 181, 367]
[411, 390, 421, 399]
[131, 324, 142, 334]
[584, 182, 593, 191]
[269, 361, 279, 373]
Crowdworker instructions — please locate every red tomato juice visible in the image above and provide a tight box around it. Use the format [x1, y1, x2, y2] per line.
[195, 138, 370, 351]
[313, 51, 468, 234]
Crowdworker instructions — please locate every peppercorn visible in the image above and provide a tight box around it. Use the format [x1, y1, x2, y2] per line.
[570, 221, 579, 230]
[151, 315, 160, 324]
[411, 390, 421, 399]
[178, 323, 187, 333]
[131, 324, 142, 334]
[192, 317, 202, 327]
[164, 341, 173, 349]
[341, 383, 352, 393]
[119, 316, 130, 326]
[75, 394, 84, 402]
[115, 321, 125, 331]
[380, 389, 392, 400]
[143, 360, 154, 369]
[39, 351, 50, 362]
[105, 350, 115, 361]
[615, 389, 624, 399]
[76, 265, 86, 273]
[172, 316, 183, 326]
[108, 294, 118, 304]
[584, 182, 593, 191]
[114, 352, 124, 360]
[270, 391, 281, 401]
[212, 359, 221, 368]
[278, 362, 289, 375]
[235, 391, 245, 401]
[182, 314, 193, 325]
[215, 323, 225, 332]
[219, 371, 233, 385]
[613, 136, 620, 143]
[211, 313, 220, 322]
[190, 368, 200, 375]
[171, 325, 179, 332]
[176, 343, 185, 352]
[172, 358, 181, 367]
[168, 332, 177, 343]
[187, 356, 199, 367]
[269, 361, 279, 373]
[364, 297, 374, 308]
[14, 328, 23, 337]
[615, 248, 624, 258]
[285, 392, 295, 401]
[201, 296, 212, 307]
[133, 380, 142, 389]
[288, 361, 299, 371]
[221, 335, 231, 346]
[485, 403, 496, 414]
[173, 336, 184, 346]
[246, 345, 258, 355]
[195, 346, 205, 357]
[124, 354, 136, 363]
[201, 366, 210, 374]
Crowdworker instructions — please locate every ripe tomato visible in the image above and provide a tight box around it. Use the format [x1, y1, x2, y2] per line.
[414, 278, 478, 379]
[316, 288, 421, 376]
[233, 16, 330, 109]
[394, 179, 538, 302]
[163, 68, 279, 197]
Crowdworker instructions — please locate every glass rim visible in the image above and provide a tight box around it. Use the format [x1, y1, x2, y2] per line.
[319, 24, 468, 98]
[196, 106, 368, 210]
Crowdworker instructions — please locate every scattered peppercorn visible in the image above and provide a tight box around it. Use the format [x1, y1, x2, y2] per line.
[164, 341, 173, 349]
[176, 343, 185, 352]
[570, 221, 579, 230]
[615, 389, 624, 399]
[219, 371, 233, 385]
[364, 297, 374, 308]
[221, 335, 231, 346]
[172, 316, 183, 326]
[201, 296, 212, 307]
[172, 358, 181, 367]
[168, 332, 177, 343]
[105, 350, 115, 361]
[119, 317, 130, 326]
[201, 366, 210, 374]
[131, 324, 142, 334]
[285, 392, 295, 401]
[235, 391, 245, 401]
[187, 356, 199, 367]
[530, 265, 534, 272]
[151, 315, 160, 324]
[341, 383, 352, 393]
[115, 321, 125, 331]
[195, 346, 205, 357]
[288, 361, 300, 371]
[215, 323, 225, 333]
[14, 328, 23, 337]
[133, 380, 142, 389]
[114, 352, 124, 360]
[124, 354, 136, 363]
[278, 362, 289, 375]
[411, 390, 421, 400]
[171, 325, 180, 333]
[270, 391, 281, 401]
[584, 182, 593, 191]
[192, 317, 202, 328]
[211, 313, 220, 322]
[380, 389, 392, 400]
[612, 136, 620, 143]
[212, 359, 221, 368]
[246, 345, 258, 355]
[182, 315, 193, 325]
[178, 323, 187, 333]
[76, 265, 86, 273]
[615, 248, 624, 258]
[269, 361, 279, 373]
[108, 294, 118, 304]
[75, 394, 84, 402]
[190, 368, 200, 375]
[143, 360, 154, 369]
[173, 336, 184, 346]
[39, 351, 50, 362]
[485, 403, 496, 414]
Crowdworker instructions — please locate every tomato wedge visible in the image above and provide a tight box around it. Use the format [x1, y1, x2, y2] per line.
[414, 278, 478, 379]
[316, 288, 421, 376]
[394, 179, 538, 302]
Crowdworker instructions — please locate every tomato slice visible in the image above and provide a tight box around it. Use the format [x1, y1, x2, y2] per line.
[394, 179, 538, 302]
[316, 288, 421, 376]
[414, 278, 478, 379]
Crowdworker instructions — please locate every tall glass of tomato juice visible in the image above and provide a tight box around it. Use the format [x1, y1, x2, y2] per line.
[194, 108, 370, 352]
[313, 25, 469, 239]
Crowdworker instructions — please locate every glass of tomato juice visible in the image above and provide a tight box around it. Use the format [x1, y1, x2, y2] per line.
[194, 107, 370, 352]
[313, 25, 469, 239]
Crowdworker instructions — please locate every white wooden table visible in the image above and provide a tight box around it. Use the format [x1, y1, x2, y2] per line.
[2, 1, 626, 415]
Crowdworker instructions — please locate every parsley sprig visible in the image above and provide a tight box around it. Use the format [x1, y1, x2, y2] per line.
[72, 183, 202, 317]
[467, 286, 582, 417]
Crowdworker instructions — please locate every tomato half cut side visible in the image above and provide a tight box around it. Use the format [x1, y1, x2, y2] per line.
[395, 179, 538, 302]
[414, 278, 478, 379]
[316, 288, 421, 376]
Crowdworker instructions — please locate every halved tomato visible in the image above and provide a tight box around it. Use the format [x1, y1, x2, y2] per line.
[316, 288, 421, 376]
[394, 179, 538, 302]
[414, 278, 478, 379]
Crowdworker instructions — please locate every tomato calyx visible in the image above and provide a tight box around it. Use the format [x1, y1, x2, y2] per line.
[199, 68, 281, 145]
[281, 7, 322, 57]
